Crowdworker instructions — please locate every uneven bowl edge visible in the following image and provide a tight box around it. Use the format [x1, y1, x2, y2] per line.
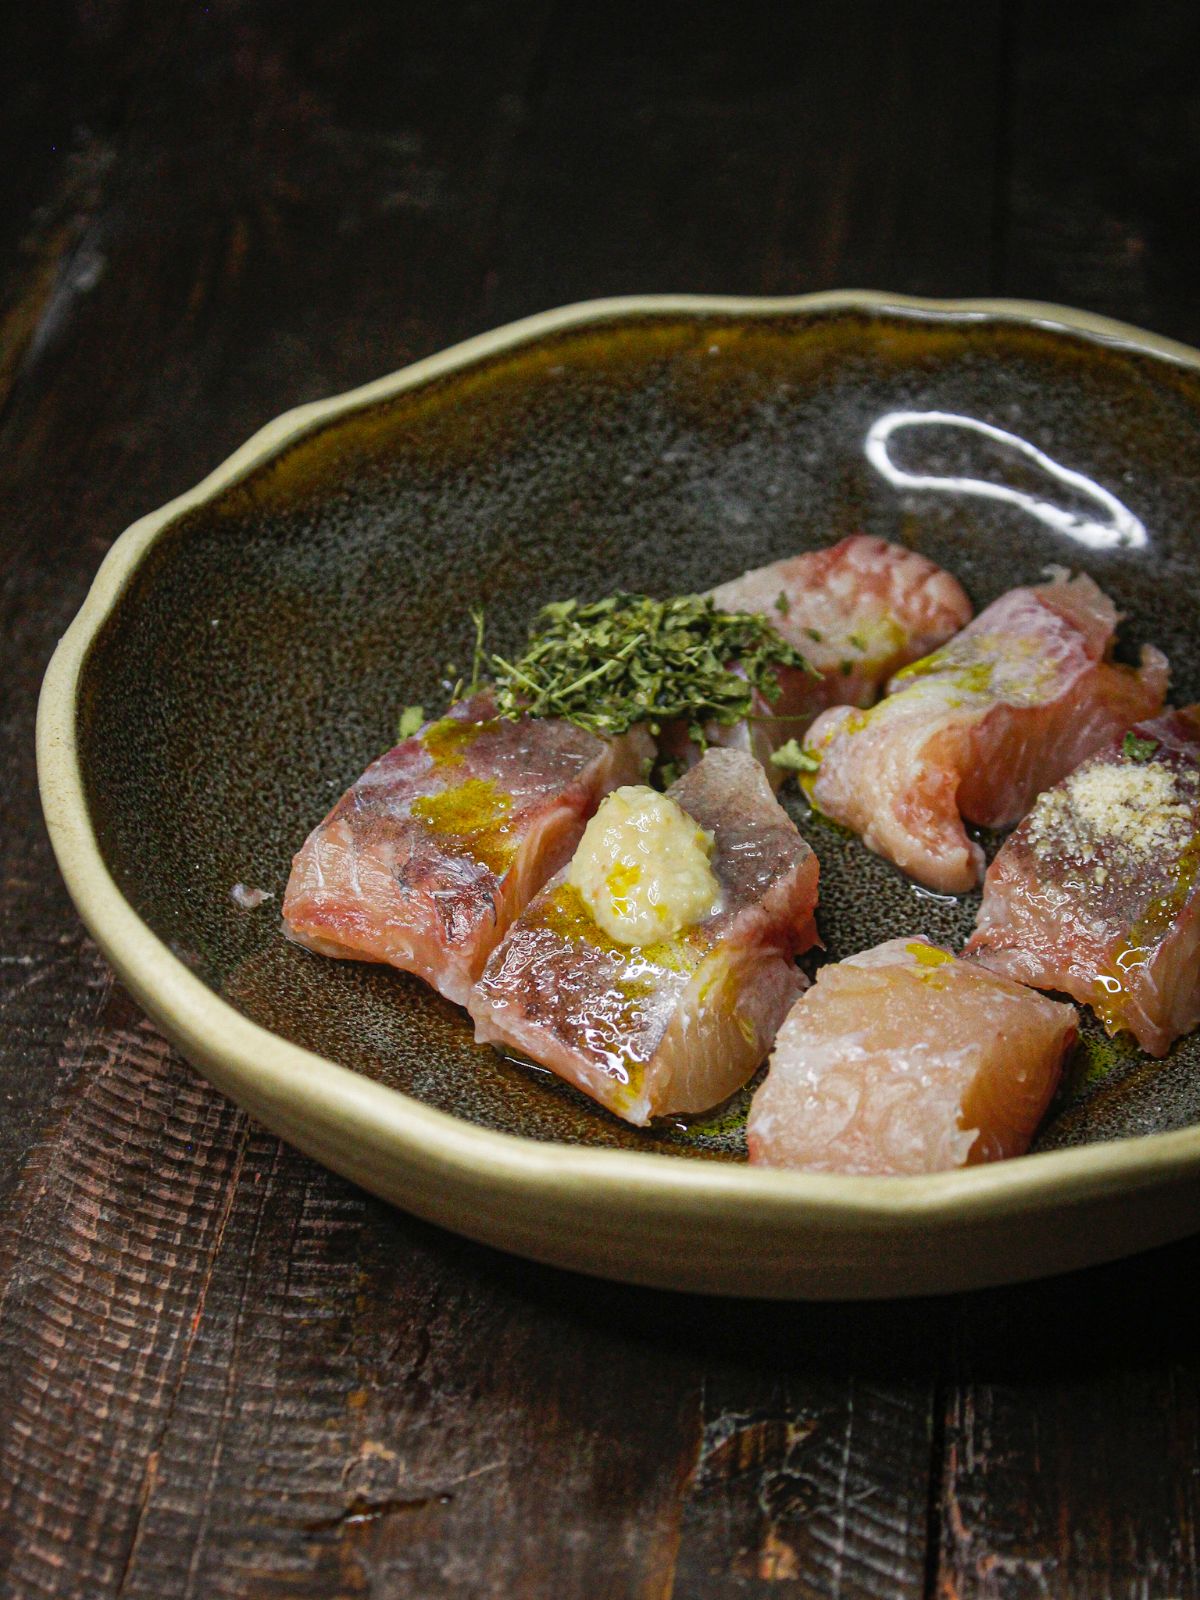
[36, 290, 1200, 1300]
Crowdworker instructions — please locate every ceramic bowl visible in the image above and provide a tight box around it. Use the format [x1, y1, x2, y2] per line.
[38, 292, 1200, 1299]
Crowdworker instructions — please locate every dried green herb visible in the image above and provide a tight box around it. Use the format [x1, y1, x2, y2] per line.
[467, 607, 487, 693]
[488, 592, 814, 743]
[445, 609, 488, 705]
[1123, 731, 1160, 763]
[770, 738, 821, 774]
[397, 704, 425, 740]
[775, 590, 790, 617]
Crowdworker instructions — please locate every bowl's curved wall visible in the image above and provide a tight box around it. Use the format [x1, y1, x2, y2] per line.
[38, 293, 1200, 1296]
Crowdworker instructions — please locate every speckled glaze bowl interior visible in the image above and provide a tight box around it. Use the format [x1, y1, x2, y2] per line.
[39, 294, 1200, 1298]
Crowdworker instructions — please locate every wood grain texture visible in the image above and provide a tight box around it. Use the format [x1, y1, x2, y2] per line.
[0, 2, 135, 415]
[0, 0, 145, 1211]
[931, 1241, 1200, 1600]
[487, 0, 1005, 323]
[0, 988, 252, 1597]
[673, 1300, 951, 1597]
[107, 1196, 702, 1600]
[999, 0, 1200, 346]
[3, 1, 1200, 1596]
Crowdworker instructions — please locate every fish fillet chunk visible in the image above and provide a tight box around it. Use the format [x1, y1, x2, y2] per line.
[747, 937, 1077, 1175]
[282, 692, 654, 1006]
[802, 571, 1168, 892]
[468, 748, 819, 1125]
[967, 707, 1200, 1056]
[710, 532, 973, 712]
[665, 535, 973, 781]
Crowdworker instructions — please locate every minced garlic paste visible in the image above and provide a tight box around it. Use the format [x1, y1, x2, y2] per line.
[567, 785, 719, 945]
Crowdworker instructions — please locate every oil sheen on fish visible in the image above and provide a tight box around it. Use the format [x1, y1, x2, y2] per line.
[967, 707, 1200, 1056]
[467, 749, 819, 1125]
[282, 692, 654, 1006]
[801, 571, 1169, 892]
[673, 534, 974, 777]
[747, 937, 1077, 1175]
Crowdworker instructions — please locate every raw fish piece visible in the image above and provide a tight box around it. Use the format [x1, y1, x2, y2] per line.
[282, 692, 654, 1006]
[967, 707, 1200, 1056]
[710, 532, 973, 712]
[747, 937, 1077, 1176]
[467, 749, 819, 1125]
[802, 571, 1168, 893]
[664, 536, 973, 782]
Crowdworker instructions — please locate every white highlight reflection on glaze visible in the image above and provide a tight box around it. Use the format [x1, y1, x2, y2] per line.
[865, 410, 1148, 550]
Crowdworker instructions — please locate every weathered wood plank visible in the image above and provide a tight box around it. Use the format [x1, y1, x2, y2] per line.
[0, 2, 138, 415]
[487, 0, 1006, 323]
[932, 1238, 1200, 1600]
[0, 1009, 702, 1600]
[999, 0, 1200, 346]
[0, 989, 251, 1598]
[111, 1185, 702, 1600]
[674, 1300, 951, 1597]
[0, 0, 148, 1210]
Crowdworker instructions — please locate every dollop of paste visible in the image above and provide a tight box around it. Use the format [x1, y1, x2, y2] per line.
[567, 785, 719, 945]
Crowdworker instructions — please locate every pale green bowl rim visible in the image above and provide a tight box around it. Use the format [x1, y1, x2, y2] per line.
[36, 290, 1200, 1298]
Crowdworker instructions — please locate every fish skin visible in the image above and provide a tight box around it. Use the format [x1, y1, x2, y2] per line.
[747, 937, 1077, 1176]
[966, 706, 1200, 1057]
[282, 692, 654, 1006]
[467, 748, 819, 1125]
[803, 571, 1169, 893]
[662, 535, 973, 784]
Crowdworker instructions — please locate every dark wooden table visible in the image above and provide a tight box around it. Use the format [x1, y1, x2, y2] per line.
[3, 4, 1199, 1595]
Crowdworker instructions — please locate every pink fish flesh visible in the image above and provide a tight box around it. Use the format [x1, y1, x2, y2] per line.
[282, 692, 654, 1006]
[802, 571, 1169, 893]
[664, 534, 973, 781]
[747, 937, 1077, 1175]
[710, 532, 973, 714]
[966, 707, 1200, 1056]
[467, 748, 819, 1125]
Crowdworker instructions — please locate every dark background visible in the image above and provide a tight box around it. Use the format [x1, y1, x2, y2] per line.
[2, 3, 1199, 1596]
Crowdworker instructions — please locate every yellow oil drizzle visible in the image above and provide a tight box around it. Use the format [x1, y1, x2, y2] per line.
[798, 714, 846, 802]
[904, 941, 955, 986]
[603, 859, 642, 922]
[421, 715, 497, 769]
[892, 643, 950, 683]
[410, 776, 517, 874]
[844, 614, 907, 671]
[525, 882, 716, 1101]
[533, 883, 710, 975]
[1092, 831, 1200, 1033]
[905, 941, 954, 967]
[694, 952, 757, 1046]
[891, 628, 1058, 706]
[891, 649, 995, 699]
